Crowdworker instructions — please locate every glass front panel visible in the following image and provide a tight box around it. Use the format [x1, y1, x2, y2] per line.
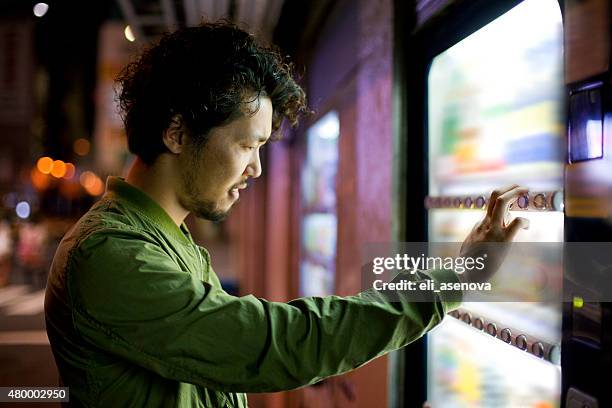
[426, 0, 564, 406]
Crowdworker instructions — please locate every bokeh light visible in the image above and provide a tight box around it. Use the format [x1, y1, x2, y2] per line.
[64, 163, 76, 179]
[50, 160, 67, 178]
[80, 171, 104, 196]
[36, 156, 53, 174]
[16, 201, 31, 219]
[73, 138, 91, 156]
[30, 168, 51, 191]
[33, 3, 49, 18]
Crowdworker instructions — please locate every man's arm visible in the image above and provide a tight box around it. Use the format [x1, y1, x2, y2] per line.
[68, 230, 459, 394]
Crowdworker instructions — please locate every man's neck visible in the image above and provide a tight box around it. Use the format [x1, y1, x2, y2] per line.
[125, 157, 189, 227]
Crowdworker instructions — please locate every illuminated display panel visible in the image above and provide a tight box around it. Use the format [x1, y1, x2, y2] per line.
[426, 0, 564, 406]
[428, 0, 564, 198]
[299, 111, 339, 297]
[428, 318, 561, 408]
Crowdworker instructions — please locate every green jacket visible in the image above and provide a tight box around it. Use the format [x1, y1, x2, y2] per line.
[44, 177, 461, 407]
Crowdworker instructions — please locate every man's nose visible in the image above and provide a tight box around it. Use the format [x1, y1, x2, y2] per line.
[247, 150, 262, 178]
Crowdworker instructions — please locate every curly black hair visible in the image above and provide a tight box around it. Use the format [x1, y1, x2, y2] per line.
[116, 20, 308, 164]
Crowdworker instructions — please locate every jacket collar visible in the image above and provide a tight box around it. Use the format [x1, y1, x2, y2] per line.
[104, 176, 193, 245]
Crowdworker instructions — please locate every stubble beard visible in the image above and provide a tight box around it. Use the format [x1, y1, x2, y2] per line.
[181, 192, 230, 222]
[179, 151, 234, 223]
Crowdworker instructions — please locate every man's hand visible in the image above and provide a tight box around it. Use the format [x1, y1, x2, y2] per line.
[459, 185, 530, 283]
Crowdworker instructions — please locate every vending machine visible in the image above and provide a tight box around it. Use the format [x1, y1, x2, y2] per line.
[406, 0, 567, 406]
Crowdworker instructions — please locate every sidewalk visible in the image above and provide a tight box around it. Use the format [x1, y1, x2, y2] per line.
[0, 284, 60, 408]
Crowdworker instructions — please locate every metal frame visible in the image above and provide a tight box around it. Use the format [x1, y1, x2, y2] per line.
[395, 1, 564, 406]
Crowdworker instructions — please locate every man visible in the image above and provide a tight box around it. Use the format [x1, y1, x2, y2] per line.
[45, 22, 528, 407]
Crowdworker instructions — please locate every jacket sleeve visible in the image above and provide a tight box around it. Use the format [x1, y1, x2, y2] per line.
[68, 230, 461, 393]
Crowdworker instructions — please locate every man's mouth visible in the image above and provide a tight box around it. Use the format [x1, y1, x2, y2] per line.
[229, 182, 248, 197]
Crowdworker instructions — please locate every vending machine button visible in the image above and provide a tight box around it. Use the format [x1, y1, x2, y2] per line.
[461, 313, 472, 325]
[517, 194, 529, 209]
[532, 342, 545, 358]
[500, 328, 512, 343]
[473, 318, 484, 330]
[453, 197, 462, 208]
[463, 197, 473, 208]
[475, 196, 486, 209]
[548, 344, 561, 365]
[533, 193, 547, 209]
[515, 334, 528, 350]
[486, 323, 497, 337]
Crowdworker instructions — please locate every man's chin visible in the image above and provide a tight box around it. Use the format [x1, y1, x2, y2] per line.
[191, 200, 237, 222]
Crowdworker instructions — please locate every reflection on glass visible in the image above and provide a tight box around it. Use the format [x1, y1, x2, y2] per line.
[585, 120, 603, 159]
[568, 85, 603, 162]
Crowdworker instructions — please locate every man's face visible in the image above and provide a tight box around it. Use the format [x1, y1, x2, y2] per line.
[177, 96, 272, 221]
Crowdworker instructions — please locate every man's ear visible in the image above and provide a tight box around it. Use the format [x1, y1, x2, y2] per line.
[162, 114, 187, 154]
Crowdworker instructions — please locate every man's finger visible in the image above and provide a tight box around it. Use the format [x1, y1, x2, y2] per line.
[492, 186, 528, 226]
[486, 184, 519, 218]
[504, 216, 530, 240]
